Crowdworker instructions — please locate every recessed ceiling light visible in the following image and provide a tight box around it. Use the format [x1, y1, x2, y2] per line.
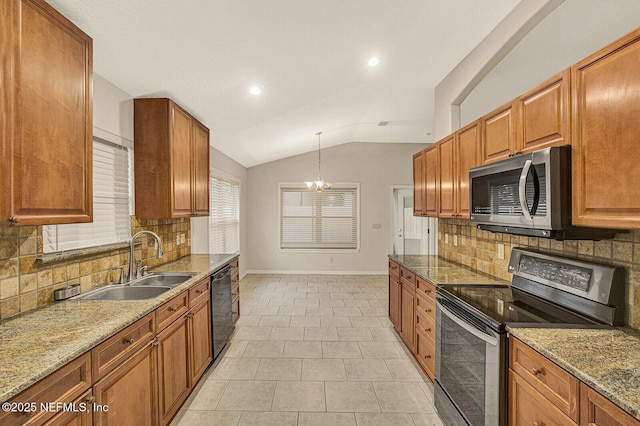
[368, 57, 380, 67]
[249, 86, 262, 95]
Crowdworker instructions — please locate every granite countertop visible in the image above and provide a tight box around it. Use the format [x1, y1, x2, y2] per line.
[0, 253, 238, 403]
[388, 254, 508, 286]
[509, 327, 640, 421]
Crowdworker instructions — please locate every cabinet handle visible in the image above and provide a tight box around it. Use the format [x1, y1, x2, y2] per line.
[85, 395, 96, 404]
[169, 306, 178, 312]
[533, 422, 543, 426]
[425, 289, 432, 293]
[9, 217, 16, 223]
[424, 328, 431, 333]
[124, 337, 134, 345]
[424, 355, 431, 359]
[196, 289, 203, 294]
[532, 368, 543, 376]
[425, 309, 432, 313]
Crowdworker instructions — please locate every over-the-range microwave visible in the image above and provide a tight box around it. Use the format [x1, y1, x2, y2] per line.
[469, 146, 616, 240]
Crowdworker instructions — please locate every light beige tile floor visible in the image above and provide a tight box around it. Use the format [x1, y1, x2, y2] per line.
[172, 274, 443, 426]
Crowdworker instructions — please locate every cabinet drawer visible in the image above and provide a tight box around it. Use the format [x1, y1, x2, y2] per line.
[415, 307, 436, 342]
[389, 261, 400, 278]
[415, 328, 435, 380]
[157, 291, 189, 331]
[189, 277, 210, 308]
[580, 382, 640, 426]
[415, 292, 435, 322]
[416, 277, 435, 302]
[0, 353, 91, 426]
[510, 337, 580, 422]
[509, 369, 577, 426]
[92, 313, 155, 380]
[400, 267, 416, 287]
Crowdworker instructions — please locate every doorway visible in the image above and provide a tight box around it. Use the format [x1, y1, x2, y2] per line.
[391, 186, 437, 255]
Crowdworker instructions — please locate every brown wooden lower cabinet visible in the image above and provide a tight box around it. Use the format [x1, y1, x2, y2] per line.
[93, 342, 158, 426]
[190, 297, 213, 384]
[509, 337, 640, 426]
[44, 390, 93, 426]
[157, 315, 190, 424]
[399, 281, 415, 352]
[388, 266, 401, 330]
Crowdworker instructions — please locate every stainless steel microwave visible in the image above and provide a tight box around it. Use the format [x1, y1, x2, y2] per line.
[469, 146, 615, 240]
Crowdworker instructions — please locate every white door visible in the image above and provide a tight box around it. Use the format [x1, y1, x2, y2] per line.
[392, 188, 436, 255]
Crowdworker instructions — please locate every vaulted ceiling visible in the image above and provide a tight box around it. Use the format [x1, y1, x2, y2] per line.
[49, 0, 521, 167]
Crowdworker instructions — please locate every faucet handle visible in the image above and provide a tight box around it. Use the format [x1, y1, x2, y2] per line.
[112, 266, 126, 284]
[134, 260, 142, 279]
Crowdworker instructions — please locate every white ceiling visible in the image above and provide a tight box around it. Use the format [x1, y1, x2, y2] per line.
[49, 0, 521, 167]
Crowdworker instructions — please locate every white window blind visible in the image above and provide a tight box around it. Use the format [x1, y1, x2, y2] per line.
[43, 139, 131, 252]
[280, 185, 359, 250]
[209, 176, 240, 254]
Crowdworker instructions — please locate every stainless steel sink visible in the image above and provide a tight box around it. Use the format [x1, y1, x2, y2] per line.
[131, 272, 199, 288]
[73, 285, 172, 301]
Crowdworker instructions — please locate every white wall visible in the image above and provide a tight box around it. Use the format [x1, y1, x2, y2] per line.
[245, 142, 427, 274]
[460, 0, 640, 127]
[93, 74, 134, 144]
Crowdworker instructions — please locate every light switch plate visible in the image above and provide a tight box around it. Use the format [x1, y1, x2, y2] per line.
[497, 243, 505, 260]
[453, 235, 458, 246]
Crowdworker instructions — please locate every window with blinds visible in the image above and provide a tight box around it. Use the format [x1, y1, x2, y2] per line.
[43, 138, 131, 252]
[209, 176, 240, 254]
[280, 184, 359, 250]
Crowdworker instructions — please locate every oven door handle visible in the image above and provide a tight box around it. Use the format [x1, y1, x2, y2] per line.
[437, 300, 498, 346]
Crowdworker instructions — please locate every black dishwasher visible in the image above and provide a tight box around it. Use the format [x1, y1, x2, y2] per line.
[211, 265, 233, 359]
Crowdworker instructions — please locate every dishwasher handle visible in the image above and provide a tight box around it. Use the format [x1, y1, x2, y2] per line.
[211, 265, 231, 281]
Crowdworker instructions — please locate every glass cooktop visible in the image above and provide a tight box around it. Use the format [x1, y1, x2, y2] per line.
[437, 284, 609, 330]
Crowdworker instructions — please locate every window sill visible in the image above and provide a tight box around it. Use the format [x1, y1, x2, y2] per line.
[37, 241, 133, 264]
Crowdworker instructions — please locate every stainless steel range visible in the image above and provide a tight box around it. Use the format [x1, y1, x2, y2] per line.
[434, 248, 625, 426]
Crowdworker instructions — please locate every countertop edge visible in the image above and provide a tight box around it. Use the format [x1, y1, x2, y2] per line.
[0, 253, 239, 403]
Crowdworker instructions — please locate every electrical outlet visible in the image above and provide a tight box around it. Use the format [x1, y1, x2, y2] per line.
[445, 233, 449, 244]
[176, 234, 180, 245]
[453, 235, 458, 246]
[497, 243, 505, 260]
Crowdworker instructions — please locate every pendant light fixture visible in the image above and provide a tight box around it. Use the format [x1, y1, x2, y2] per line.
[305, 131, 332, 191]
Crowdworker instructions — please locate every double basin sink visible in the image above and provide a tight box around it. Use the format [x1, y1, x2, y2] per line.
[72, 272, 199, 301]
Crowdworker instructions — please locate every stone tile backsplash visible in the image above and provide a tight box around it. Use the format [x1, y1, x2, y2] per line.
[0, 217, 190, 320]
[438, 218, 640, 329]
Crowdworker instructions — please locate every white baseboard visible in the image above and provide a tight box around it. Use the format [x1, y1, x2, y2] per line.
[245, 270, 387, 275]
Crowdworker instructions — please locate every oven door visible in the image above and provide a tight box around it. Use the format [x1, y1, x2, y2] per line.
[435, 296, 505, 426]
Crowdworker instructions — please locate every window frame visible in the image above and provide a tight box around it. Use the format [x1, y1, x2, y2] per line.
[208, 172, 241, 255]
[278, 182, 360, 253]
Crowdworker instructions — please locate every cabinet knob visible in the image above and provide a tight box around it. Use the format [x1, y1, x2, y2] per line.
[124, 337, 134, 345]
[424, 355, 431, 359]
[533, 422, 543, 426]
[425, 309, 432, 313]
[424, 328, 431, 333]
[85, 395, 96, 404]
[196, 290, 203, 294]
[169, 306, 178, 312]
[532, 368, 543, 376]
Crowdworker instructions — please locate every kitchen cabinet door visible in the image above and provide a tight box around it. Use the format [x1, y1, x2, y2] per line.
[571, 27, 640, 229]
[455, 120, 480, 218]
[157, 315, 191, 425]
[189, 297, 213, 385]
[191, 120, 211, 216]
[480, 100, 518, 165]
[413, 150, 425, 216]
[388, 269, 401, 331]
[134, 98, 210, 219]
[518, 68, 570, 154]
[93, 343, 157, 426]
[44, 391, 93, 426]
[169, 104, 193, 218]
[400, 282, 415, 352]
[437, 135, 456, 218]
[424, 145, 439, 217]
[1, 0, 93, 225]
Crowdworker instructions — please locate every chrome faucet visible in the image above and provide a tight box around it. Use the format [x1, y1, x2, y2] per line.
[129, 231, 164, 281]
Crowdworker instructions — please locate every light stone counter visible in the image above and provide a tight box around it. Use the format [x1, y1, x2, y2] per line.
[388, 254, 508, 286]
[509, 327, 640, 421]
[0, 253, 238, 403]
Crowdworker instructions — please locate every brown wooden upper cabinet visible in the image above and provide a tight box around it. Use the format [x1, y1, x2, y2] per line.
[436, 120, 481, 219]
[412, 151, 425, 216]
[481, 69, 570, 165]
[413, 144, 438, 217]
[571, 27, 640, 229]
[134, 98, 210, 219]
[423, 145, 439, 217]
[1, 0, 93, 225]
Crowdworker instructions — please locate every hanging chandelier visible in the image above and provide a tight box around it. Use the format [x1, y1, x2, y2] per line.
[305, 131, 332, 191]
